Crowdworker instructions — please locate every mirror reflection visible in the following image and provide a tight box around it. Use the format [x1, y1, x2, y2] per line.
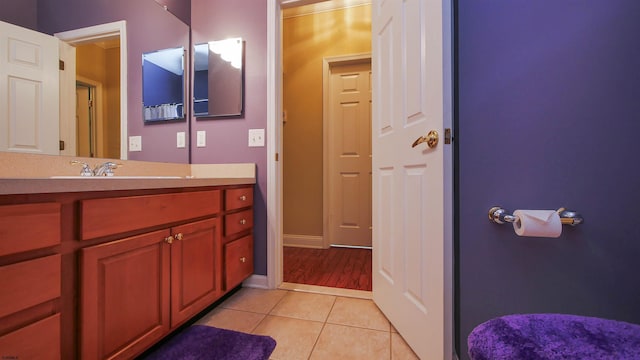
[142, 47, 186, 122]
[194, 38, 244, 118]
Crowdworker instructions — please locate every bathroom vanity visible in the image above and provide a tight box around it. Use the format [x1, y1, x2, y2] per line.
[0, 155, 256, 359]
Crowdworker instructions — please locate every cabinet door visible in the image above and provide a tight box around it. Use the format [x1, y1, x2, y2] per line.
[80, 229, 171, 360]
[170, 218, 222, 327]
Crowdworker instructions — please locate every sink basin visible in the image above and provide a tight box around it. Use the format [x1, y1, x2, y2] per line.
[50, 176, 184, 179]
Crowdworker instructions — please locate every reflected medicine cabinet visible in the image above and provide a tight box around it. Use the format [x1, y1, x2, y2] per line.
[193, 38, 245, 118]
[142, 47, 186, 123]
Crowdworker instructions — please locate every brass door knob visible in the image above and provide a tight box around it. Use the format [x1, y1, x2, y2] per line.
[412, 130, 439, 149]
[174, 233, 184, 241]
[239, 195, 247, 201]
[164, 235, 174, 244]
[240, 219, 247, 225]
[240, 257, 246, 263]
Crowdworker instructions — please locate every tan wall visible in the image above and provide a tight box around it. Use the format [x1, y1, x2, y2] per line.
[283, 5, 371, 237]
[105, 47, 121, 159]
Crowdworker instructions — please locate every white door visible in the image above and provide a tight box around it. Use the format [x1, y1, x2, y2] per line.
[372, 0, 453, 358]
[0, 21, 60, 155]
[328, 61, 372, 247]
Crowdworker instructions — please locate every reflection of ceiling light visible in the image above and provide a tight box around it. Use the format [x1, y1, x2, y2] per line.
[209, 38, 242, 69]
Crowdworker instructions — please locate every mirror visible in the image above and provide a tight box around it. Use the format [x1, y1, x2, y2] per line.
[142, 47, 186, 123]
[1, 0, 191, 162]
[194, 38, 245, 118]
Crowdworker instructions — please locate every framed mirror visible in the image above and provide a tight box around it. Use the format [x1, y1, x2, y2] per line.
[142, 46, 186, 122]
[194, 38, 245, 118]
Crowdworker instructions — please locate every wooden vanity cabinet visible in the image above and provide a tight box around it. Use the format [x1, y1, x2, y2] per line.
[223, 186, 254, 290]
[0, 183, 255, 360]
[79, 191, 223, 360]
[0, 203, 62, 359]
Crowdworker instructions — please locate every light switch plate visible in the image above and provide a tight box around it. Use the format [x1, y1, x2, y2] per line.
[196, 131, 206, 147]
[248, 128, 265, 147]
[177, 132, 186, 148]
[129, 136, 142, 151]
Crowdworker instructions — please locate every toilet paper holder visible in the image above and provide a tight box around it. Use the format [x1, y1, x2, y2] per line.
[488, 206, 583, 226]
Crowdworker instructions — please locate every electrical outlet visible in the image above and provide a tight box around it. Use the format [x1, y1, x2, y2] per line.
[248, 128, 265, 147]
[129, 136, 142, 151]
[177, 132, 186, 148]
[197, 131, 206, 147]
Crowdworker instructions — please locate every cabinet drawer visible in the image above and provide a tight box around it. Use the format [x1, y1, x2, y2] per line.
[224, 235, 253, 289]
[0, 254, 61, 319]
[0, 203, 61, 257]
[0, 313, 60, 359]
[224, 209, 253, 237]
[80, 190, 221, 240]
[225, 187, 253, 211]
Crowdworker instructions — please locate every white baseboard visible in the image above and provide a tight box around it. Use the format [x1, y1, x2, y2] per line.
[283, 234, 324, 248]
[242, 274, 269, 289]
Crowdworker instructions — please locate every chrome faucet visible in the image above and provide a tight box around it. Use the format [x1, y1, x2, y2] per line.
[70, 160, 94, 176]
[94, 162, 120, 176]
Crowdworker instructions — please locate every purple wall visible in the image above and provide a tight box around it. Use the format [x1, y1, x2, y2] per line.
[191, 0, 268, 275]
[0, 0, 37, 30]
[37, 0, 191, 163]
[457, 1, 640, 358]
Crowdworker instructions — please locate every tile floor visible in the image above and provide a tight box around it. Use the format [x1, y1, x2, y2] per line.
[195, 287, 419, 360]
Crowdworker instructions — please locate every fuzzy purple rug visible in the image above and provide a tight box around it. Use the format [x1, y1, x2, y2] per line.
[468, 313, 640, 360]
[142, 325, 276, 360]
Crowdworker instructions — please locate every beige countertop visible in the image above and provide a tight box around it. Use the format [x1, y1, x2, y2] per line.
[0, 153, 255, 195]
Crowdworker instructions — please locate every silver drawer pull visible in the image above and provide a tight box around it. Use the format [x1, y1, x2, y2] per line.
[239, 195, 247, 201]
[239, 219, 247, 225]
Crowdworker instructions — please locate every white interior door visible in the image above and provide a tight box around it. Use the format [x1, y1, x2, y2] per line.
[0, 21, 60, 155]
[371, 0, 453, 358]
[328, 60, 372, 248]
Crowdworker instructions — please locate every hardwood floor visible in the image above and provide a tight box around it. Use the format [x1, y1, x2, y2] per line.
[283, 246, 372, 291]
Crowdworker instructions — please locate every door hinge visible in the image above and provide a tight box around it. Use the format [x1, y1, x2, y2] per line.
[59, 60, 65, 70]
[59, 140, 65, 151]
[444, 128, 452, 144]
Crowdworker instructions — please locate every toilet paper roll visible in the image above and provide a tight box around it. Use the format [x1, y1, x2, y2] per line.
[512, 210, 562, 238]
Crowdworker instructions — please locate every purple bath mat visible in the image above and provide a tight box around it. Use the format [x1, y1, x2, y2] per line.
[141, 325, 276, 360]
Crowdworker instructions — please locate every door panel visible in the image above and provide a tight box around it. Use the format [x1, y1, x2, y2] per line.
[371, 0, 453, 358]
[0, 21, 59, 155]
[328, 61, 372, 247]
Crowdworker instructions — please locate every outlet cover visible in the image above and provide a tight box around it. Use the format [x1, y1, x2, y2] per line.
[248, 128, 265, 147]
[196, 131, 206, 147]
[177, 132, 186, 148]
[129, 136, 142, 151]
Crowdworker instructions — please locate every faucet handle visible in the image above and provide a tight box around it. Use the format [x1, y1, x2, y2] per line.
[70, 160, 94, 176]
[95, 162, 121, 176]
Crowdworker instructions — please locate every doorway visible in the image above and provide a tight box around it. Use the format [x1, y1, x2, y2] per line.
[76, 82, 98, 157]
[281, 1, 372, 292]
[55, 21, 128, 160]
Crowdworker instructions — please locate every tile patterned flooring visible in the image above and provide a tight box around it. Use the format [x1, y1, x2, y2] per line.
[194, 287, 419, 360]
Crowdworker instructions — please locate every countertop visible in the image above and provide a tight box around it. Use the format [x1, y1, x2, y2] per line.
[0, 153, 255, 195]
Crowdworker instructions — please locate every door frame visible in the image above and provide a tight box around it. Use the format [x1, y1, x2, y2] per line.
[54, 20, 128, 160]
[322, 53, 372, 249]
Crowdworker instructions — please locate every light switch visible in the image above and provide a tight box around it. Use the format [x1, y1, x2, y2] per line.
[129, 136, 142, 151]
[177, 132, 186, 148]
[197, 131, 206, 147]
[248, 128, 265, 147]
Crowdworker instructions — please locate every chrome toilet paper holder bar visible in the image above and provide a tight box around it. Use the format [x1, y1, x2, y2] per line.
[488, 206, 583, 226]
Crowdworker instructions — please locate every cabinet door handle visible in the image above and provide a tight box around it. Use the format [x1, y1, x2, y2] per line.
[164, 235, 174, 244]
[240, 257, 246, 263]
[239, 219, 247, 225]
[239, 195, 247, 201]
[174, 233, 184, 241]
